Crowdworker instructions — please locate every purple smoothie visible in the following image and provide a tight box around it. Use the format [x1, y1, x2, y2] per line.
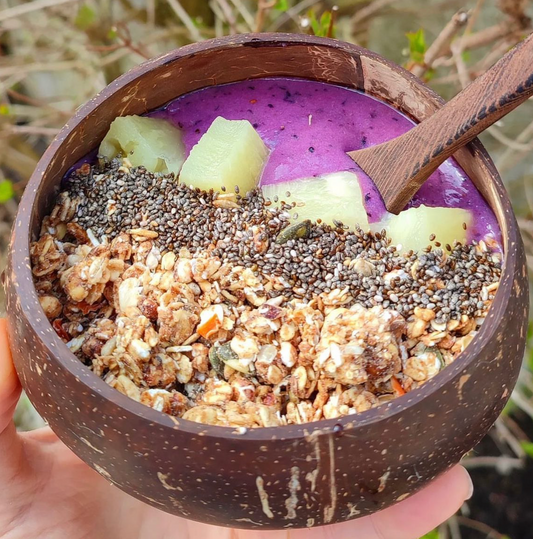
[149, 78, 498, 243]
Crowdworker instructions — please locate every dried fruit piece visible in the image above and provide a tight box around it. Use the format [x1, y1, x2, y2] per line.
[180, 117, 269, 194]
[198, 313, 221, 339]
[262, 171, 369, 231]
[197, 305, 224, 339]
[391, 376, 405, 396]
[99, 115, 186, 175]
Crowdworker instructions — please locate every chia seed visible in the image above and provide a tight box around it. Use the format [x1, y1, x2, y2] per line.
[65, 159, 502, 324]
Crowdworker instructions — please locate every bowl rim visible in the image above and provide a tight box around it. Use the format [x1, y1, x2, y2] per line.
[10, 32, 520, 442]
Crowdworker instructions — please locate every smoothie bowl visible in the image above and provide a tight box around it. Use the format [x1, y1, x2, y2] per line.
[4, 33, 529, 530]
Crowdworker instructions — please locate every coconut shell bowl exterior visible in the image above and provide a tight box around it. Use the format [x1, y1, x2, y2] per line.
[4, 33, 530, 530]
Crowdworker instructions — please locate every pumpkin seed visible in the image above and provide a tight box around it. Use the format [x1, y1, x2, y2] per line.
[217, 343, 239, 362]
[275, 220, 311, 245]
[209, 346, 225, 377]
[428, 346, 445, 370]
[209, 343, 242, 377]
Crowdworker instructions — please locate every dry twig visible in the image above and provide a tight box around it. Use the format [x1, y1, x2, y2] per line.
[166, 0, 204, 42]
[463, 456, 523, 472]
[228, 0, 255, 30]
[0, 0, 81, 22]
[496, 113, 533, 173]
[351, 0, 397, 31]
[268, 0, 321, 31]
[214, 0, 238, 34]
[411, 9, 469, 79]
[455, 516, 513, 539]
[255, 0, 276, 32]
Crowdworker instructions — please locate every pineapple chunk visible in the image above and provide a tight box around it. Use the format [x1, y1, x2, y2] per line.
[261, 171, 370, 231]
[179, 117, 268, 194]
[99, 115, 186, 175]
[381, 205, 472, 253]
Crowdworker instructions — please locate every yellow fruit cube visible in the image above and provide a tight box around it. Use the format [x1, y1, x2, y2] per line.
[261, 171, 370, 231]
[179, 117, 269, 194]
[381, 205, 472, 253]
[99, 115, 186, 175]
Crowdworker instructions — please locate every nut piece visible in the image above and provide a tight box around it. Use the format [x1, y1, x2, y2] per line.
[29, 174, 498, 430]
[39, 295, 62, 319]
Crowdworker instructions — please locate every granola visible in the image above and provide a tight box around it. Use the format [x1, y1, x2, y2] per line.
[29, 161, 501, 428]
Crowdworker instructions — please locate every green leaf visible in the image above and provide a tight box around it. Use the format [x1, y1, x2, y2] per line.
[274, 0, 289, 11]
[307, 9, 334, 37]
[425, 67, 436, 82]
[308, 10, 320, 35]
[0, 180, 15, 203]
[107, 26, 118, 40]
[0, 104, 10, 116]
[462, 50, 471, 63]
[406, 28, 427, 64]
[420, 530, 439, 539]
[320, 12, 332, 37]
[75, 4, 96, 30]
[521, 441, 533, 458]
[526, 321, 533, 372]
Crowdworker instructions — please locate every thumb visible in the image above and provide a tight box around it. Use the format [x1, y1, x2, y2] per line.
[0, 317, 25, 484]
[0, 318, 22, 434]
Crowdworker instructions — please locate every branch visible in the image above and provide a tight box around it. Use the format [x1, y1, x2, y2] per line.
[5, 126, 60, 137]
[487, 123, 533, 152]
[351, 0, 398, 31]
[214, 0, 238, 34]
[411, 9, 469, 79]
[0, 0, 82, 23]
[455, 516, 513, 539]
[166, 0, 204, 42]
[0, 60, 83, 78]
[5, 89, 72, 118]
[268, 0, 321, 32]
[228, 0, 255, 30]
[463, 456, 523, 473]
[511, 389, 533, 420]
[498, 0, 531, 27]
[447, 516, 463, 539]
[450, 38, 470, 89]
[452, 19, 528, 53]
[255, 0, 276, 32]
[497, 118, 533, 173]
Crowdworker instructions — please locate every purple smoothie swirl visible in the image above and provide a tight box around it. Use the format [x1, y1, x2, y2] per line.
[146, 78, 498, 243]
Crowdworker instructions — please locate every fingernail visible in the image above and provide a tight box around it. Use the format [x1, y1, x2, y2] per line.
[462, 466, 474, 500]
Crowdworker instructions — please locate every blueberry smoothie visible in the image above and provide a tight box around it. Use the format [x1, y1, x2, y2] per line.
[149, 77, 499, 243]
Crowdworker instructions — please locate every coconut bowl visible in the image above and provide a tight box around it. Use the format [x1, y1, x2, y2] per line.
[4, 33, 529, 530]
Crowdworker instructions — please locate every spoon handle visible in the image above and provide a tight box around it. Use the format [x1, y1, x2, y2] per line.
[349, 32, 533, 214]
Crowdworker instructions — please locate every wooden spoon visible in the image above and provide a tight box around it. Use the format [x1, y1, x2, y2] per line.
[348, 32, 533, 214]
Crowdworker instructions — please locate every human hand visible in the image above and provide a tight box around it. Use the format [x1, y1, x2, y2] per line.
[0, 319, 472, 539]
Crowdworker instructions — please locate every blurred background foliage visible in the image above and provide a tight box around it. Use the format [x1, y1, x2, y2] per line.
[1, 0, 532, 537]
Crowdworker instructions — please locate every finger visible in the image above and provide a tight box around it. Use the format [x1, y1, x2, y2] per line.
[368, 465, 473, 539]
[186, 520, 233, 539]
[0, 319, 21, 434]
[0, 318, 25, 485]
[235, 466, 472, 539]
